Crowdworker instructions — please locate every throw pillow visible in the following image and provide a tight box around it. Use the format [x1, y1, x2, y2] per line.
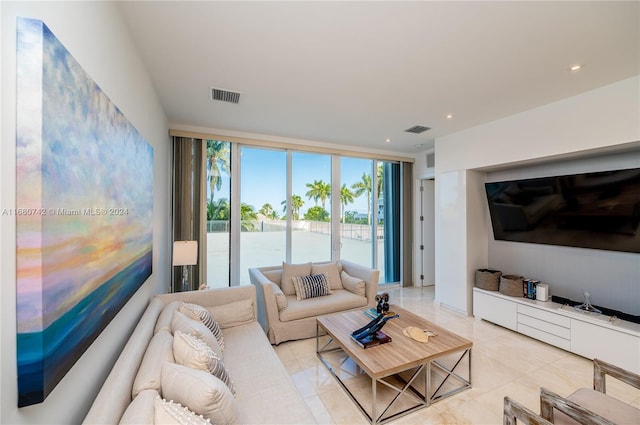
[173, 331, 236, 396]
[179, 302, 225, 350]
[132, 331, 174, 398]
[161, 363, 240, 425]
[119, 389, 157, 425]
[207, 299, 255, 329]
[171, 310, 222, 359]
[312, 262, 343, 290]
[291, 273, 332, 301]
[154, 396, 212, 425]
[341, 271, 366, 297]
[281, 261, 311, 296]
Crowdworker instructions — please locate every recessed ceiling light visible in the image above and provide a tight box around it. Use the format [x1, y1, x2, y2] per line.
[446, 114, 454, 119]
[570, 64, 582, 72]
[385, 138, 391, 143]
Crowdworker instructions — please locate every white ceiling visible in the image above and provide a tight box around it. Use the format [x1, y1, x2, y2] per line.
[118, 1, 639, 154]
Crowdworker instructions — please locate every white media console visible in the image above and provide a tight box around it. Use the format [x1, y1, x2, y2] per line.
[473, 287, 640, 374]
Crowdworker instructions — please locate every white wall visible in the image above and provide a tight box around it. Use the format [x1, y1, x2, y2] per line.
[432, 76, 640, 315]
[1, 2, 170, 423]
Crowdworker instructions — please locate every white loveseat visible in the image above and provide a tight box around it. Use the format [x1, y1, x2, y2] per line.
[83, 285, 316, 424]
[249, 260, 380, 345]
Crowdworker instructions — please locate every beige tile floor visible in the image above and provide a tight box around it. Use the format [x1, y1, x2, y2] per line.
[273, 286, 640, 424]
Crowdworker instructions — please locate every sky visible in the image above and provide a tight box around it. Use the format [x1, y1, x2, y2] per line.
[209, 146, 377, 217]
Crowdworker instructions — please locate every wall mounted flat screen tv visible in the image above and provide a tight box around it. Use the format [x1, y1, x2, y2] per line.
[485, 168, 640, 253]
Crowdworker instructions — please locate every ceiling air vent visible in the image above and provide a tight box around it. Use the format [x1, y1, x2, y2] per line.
[405, 125, 431, 134]
[210, 87, 241, 104]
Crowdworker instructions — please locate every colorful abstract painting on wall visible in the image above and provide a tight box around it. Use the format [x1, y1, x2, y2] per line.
[15, 17, 153, 407]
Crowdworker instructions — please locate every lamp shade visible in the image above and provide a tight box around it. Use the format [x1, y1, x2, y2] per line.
[172, 240, 198, 266]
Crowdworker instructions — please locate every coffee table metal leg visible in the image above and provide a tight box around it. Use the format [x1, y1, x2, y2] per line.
[371, 378, 377, 424]
[428, 348, 472, 404]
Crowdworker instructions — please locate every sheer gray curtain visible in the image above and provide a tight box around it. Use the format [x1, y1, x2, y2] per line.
[172, 137, 206, 291]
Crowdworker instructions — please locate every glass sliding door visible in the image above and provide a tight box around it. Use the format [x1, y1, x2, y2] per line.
[291, 152, 331, 263]
[205, 140, 231, 288]
[339, 157, 377, 269]
[239, 147, 287, 284]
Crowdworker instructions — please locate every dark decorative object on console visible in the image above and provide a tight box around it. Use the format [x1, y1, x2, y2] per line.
[485, 167, 640, 253]
[551, 295, 640, 325]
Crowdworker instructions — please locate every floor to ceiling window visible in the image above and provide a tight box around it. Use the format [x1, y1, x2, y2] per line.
[239, 147, 287, 282]
[180, 135, 408, 288]
[205, 140, 231, 287]
[291, 152, 331, 264]
[339, 157, 377, 268]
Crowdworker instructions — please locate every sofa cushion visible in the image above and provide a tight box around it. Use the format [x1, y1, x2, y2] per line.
[154, 396, 212, 425]
[208, 299, 255, 329]
[173, 331, 236, 395]
[281, 262, 311, 295]
[131, 331, 174, 398]
[340, 271, 366, 296]
[221, 322, 316, 424]
[179, 302, 225, 350]
[171, 310, 223, 359]
[292, 273, 333, 301]
[279, 288, 368, 322]
[161, 363, 241, 425]
[311, 262, 343, 290]
[155, 301, 181, 334]
[119, 389, 157, 425]
[554, 388, 640, 425]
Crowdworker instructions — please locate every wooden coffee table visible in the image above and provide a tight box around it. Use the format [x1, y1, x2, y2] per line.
[316, 305, 472, 424]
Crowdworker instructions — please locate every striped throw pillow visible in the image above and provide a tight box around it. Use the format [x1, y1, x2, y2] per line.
[180, 302, 225, 350]
[173, 331, 236, 396]
[291, 273, 332, 301]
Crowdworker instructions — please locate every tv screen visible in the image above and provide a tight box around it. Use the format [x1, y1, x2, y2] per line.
[485, 168, 640, 253]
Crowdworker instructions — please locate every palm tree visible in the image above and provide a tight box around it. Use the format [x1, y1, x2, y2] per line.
[339, 184, 355, 223]
[305, 179, 331, 208]
[240, 203, 258, 231]
[208, 198, 230, 220]
[281, 195, 305, 220]
[259, 203, 278, 219]
[206, 140, 230, 200]
[351, 172, 372, 225]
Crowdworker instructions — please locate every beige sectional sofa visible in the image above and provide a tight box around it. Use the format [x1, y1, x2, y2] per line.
[249, 260, 380, 345]
[83, 285, 316, 425]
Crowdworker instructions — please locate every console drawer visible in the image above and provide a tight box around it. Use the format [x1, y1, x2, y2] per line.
[517, 312, 571, 339]
[518, 304, 571, 328]
[518, 323, 571, 350]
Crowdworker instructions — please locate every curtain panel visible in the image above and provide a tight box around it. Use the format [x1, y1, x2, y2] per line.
[172, 137, 206, 291]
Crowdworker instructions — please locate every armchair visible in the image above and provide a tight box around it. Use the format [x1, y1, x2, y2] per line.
[503, 358, 640, 425]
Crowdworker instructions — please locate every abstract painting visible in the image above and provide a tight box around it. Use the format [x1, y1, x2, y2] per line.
[16, 17, 153, 407]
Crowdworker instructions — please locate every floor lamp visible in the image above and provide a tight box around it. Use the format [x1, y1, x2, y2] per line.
[173, 240, 198, 292]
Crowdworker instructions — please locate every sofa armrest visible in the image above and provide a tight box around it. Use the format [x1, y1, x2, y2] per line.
[340, 259, 379, 307]
[249, 268, 283, 334]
